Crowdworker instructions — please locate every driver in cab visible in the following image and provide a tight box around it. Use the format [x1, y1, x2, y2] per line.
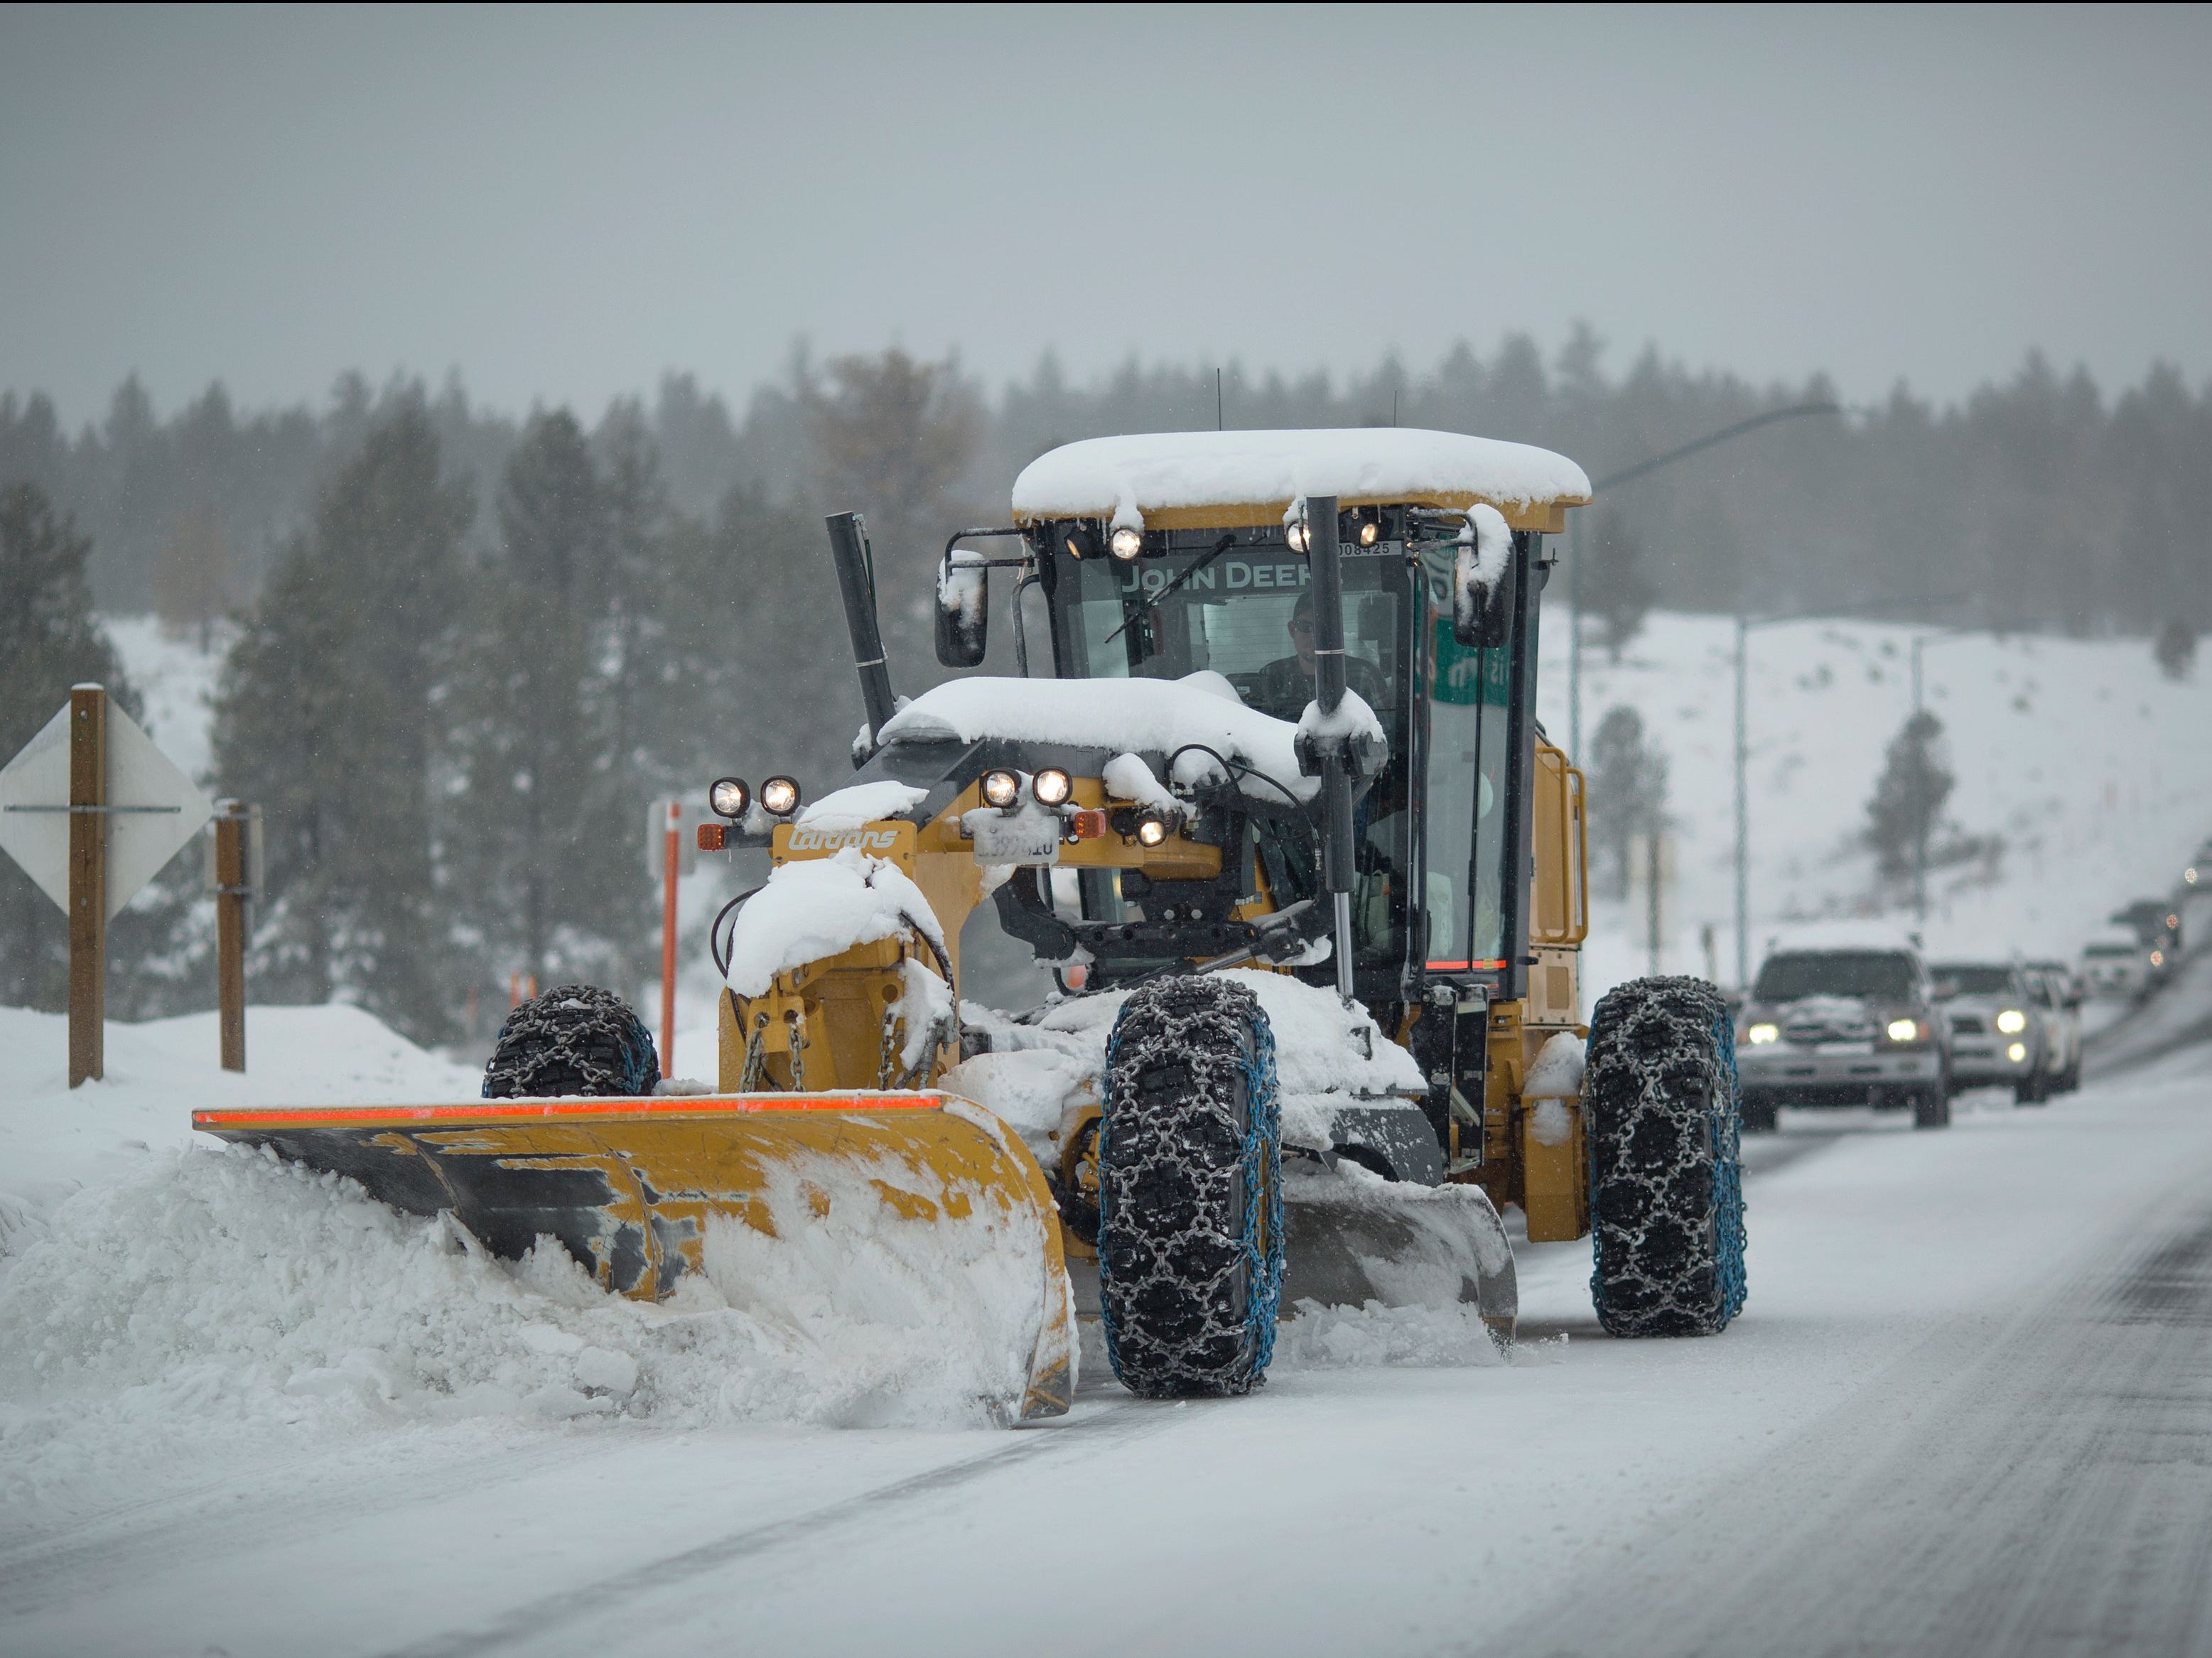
[1250, 590, 1388, 721]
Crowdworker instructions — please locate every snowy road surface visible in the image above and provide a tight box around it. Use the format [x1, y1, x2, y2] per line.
[8, 1053, 2212, 1655]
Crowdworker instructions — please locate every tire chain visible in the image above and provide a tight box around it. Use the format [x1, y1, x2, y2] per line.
[482, 985, 659, 1099]
[1099, 976, 1283, 1398]
[1584, 975, 1748, 1337]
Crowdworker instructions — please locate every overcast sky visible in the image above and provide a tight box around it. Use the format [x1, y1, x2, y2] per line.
[4, 4, 2208, 427]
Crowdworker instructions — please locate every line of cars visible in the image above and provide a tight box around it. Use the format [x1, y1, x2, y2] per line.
[1731, 926, 2086, 1132]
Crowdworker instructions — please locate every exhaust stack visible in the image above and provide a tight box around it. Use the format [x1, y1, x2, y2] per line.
[826, 512, 899, 762]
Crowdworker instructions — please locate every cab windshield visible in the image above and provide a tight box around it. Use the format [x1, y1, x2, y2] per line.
[1052, 544, 1413, 966]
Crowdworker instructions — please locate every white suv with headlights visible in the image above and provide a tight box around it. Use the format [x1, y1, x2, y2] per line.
[1932, 960, 2047, 1104]
[1737, 940, 1951, 1132]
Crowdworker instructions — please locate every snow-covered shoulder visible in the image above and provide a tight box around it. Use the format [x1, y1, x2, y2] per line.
[878, 673, 1322, 802]
[1011, 428, 1592, 524]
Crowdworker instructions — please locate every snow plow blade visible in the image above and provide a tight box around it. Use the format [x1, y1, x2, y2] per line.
[1280, 1162, 1518, 1340]
[192, 1093, 1075, 1423]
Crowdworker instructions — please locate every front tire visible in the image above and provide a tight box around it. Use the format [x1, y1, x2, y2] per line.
[483, 985, 659, 1098]
[1585, 976, 1747, 1338]
[1099, 977, 1283, 1397]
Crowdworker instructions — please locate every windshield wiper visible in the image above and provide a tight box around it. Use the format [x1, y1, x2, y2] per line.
[1102, 534, 1238, 647]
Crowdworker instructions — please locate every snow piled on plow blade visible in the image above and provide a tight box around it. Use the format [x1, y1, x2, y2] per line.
[0, 1115, 1064, 1510]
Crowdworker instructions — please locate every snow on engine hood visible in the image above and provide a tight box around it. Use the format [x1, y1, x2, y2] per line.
[1010, 428, 1591, 525]
[878, 672, 1328, 803]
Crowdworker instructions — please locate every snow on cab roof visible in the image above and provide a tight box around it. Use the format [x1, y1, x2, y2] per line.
[1010, 428, 1592, 535]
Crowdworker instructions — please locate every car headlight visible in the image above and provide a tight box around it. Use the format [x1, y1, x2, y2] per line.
[1032, 766, 1073, 807]
[708, 776, 750, 819]
[760, 776, 801, 817]
[2007, 1041, 2027, 1063]
[1995, 1009, 2027, 1035]
[1887, 1017, 1921, 1042]
[981, 769, 1021, 809]
[1747, 1022, 1780, 1045]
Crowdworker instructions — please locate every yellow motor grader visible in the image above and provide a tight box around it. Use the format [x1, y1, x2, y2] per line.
[197, 428, 1745, 1421]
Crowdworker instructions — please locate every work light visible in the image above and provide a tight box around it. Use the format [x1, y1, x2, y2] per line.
[981, 769, 1021, 809]
[1108, 527, 1143, 561]
[760, 776, 801, 817]
[1135, 814, 1169, 847]
[1032, 767, 1073, 807]
[708, 777, 750, 819]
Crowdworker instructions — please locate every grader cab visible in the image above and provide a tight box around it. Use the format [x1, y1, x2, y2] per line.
[198, 428, 1745, 1419]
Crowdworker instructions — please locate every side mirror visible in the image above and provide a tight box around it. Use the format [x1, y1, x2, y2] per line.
[1452, 504, 1513, 648]
[935, 550, 988, 667]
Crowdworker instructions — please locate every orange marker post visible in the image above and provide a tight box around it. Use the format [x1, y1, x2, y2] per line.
[659, 799, 681, 1078]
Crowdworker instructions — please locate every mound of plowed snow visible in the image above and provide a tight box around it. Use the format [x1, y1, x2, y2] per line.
[0, 1004, 1057, 1519]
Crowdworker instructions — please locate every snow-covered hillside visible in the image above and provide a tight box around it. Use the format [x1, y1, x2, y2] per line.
[1537, 612, 2208, 1002]
[103, 608, 2208, 1034]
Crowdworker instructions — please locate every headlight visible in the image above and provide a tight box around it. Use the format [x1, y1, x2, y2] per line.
[1135, 813, 1169, 847]
[981, 769, 1021, 809]
[707, 776, 750, 819]
[1032, 767, 1073, 807]
[1747, 1022, 1780, 1045]
[2149, 949, 2165, 968]
[1108, 526, 1143, 561]
[2007, 1041, 2027, 1063]
[1285, 521, 1310, 555]
[1356, 518, 1381, 547]
[2187, 867, 2199, 885]
[1995, 1008, 2027, 1034]
[760, 776, 801, 817]
[1887, 1017, 1921, 1042]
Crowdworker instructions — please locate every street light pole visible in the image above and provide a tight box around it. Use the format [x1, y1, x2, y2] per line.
[1733, 596, 1975, 989]
[1566, 401, 1841, 764]
[1734, 613, 1751, 988]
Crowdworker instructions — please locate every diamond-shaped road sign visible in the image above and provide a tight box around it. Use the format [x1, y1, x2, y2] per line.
[0, 698, 213, 919]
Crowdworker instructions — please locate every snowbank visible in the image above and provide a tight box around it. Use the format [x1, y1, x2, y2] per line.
[0, 1000, 1059, 1523]
[1010, 428, 1591, 524]
[879, 673, 1322, 803]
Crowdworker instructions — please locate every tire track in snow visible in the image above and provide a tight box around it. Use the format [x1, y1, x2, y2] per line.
[0, 1426, 622, 1619]
[373, 1399, 1177, 1658]
[1473, 1187, 2212, 1657]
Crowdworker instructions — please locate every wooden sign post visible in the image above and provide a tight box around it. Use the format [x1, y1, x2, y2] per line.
[68, 685, 107, 1086]
[1, 683, 215, 1088]
[207, 799, 261, 1072]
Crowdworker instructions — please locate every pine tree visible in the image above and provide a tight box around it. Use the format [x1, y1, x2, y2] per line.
[0, 485, 141, 1008]
[805, 350, 985, 674]
[1587, 705, 1668, 901]
[210, 404, 470, 1036]
[447, 411, 637, 990]
[1584, 507, 1656, 662]
[152, 500, 233, 649]
[1865, 710, 1955, 882]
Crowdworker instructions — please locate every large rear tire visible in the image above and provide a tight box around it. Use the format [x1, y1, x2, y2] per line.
[1099, 977, 1283, 1398]
[483, 985, 659, 1098]
[1585, 976, 1747, 1338]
